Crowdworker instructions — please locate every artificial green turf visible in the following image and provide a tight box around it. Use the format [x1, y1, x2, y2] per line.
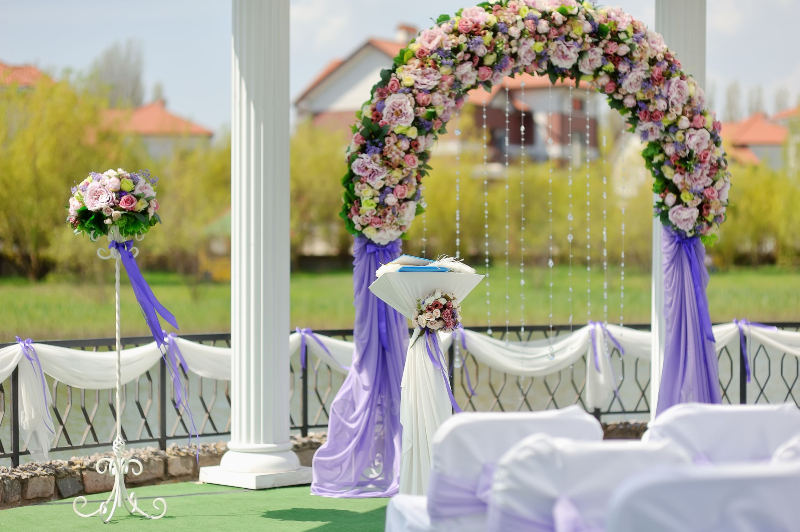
[0, 482, 388, 531]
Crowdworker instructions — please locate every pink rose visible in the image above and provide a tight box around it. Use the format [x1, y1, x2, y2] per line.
[477, 66, 493, 82]
[415, 47, 430, 59]
[549, 41, 579, 69]
[604, 42, 619, 54]
[383, 93, 415, 128]
[605, 82, 617, 94]
[370, 217, 383, 228]
[461, 6, 488, 26]
[387, 78, 401, 93]
[394, 185, 409, 199]
[621, 67, 648, 94]
[106, 177, 121, 192]
[623, 94, 636, 108]
[578, 47, 603, 75]
[119, 194, 137, 211]
[665, 193, 677, 207]
[537, 19, 549, 34]
[692, 115, 706, 129]
[375, 87, 388, 100]
[697, 150, 711, 164]
[651, 110, 665, 122]
[404, 154, 419, 168]
[454, 62, 477, 87]
[384, 194, 398, 206]
[685, 128, 711, 153]
[457, 18, 474, 34]
[418, 27, 443, 51]
[638, 109, 651, 122]
[415, 92, 432, 106]
[668, 205, 699, 233]
[703, 187, 718, 201]
[354, 133, 366, 145]
[84, 182, 114, 212]
[713, 120, 722, 132]
[149, 199, 160, 212]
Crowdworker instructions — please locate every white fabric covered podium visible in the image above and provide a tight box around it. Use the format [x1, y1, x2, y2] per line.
[607, 462, 800, 532]
[385, 407, 602, 532]
[645, 402, 800, 463]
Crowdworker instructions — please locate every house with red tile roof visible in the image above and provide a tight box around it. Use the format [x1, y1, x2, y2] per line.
[0, 61, 45, 88]
[721, 112, 791, 170]
[294, 25, 600, 164]
[104, 99, 213, 159]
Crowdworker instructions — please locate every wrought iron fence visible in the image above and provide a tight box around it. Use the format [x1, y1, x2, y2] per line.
[2, 322, 799, 467]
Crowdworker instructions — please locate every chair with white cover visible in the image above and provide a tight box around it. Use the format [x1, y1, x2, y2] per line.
[645, 402, 800, 463]
[486, 434, 691, 532]
[606, 462, 800, 532]
[385, 406, 603, 532]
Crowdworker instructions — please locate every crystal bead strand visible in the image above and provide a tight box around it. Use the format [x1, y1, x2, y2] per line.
[454, 108, 463, 369]
[483, 99, 491, 335]
[603, 134, 608, 326]
[547, 84, 555, 360]
[504, 85, 511, 342]
[567, 83, 574, 333]
[519, 81, 526, 336]
[421, 181, 427, 257]
[585, 88, 591, 324]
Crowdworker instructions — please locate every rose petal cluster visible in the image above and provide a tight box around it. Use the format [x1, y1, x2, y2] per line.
[411, 290, 462, 332]
[342, 1, 730, 245]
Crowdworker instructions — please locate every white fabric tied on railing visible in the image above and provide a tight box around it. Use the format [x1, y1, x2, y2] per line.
[3, 321, 800, 460]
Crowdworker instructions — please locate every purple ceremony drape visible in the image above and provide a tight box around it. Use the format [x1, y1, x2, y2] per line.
[311, 237, 408, 497]
[657, 226, 720, 416]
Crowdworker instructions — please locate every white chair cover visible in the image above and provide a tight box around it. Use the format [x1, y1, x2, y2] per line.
[646, 402, 800, 463]
[607, 462, 800, 532]
[385, 407, 603, 532]
[486, 435, 691, 532]
[771, 434, 800, 463]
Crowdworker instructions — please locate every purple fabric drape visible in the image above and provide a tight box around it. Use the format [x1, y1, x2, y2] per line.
[657, 227, 720, 416]
[311, 237, 408, 498]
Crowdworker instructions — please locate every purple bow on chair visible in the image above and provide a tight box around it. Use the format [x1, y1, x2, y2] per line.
[16, 336, 54, 434]
[163, 332, 199, 458]
[733, 319, 777, 383]
[110, 240, 178, 347]
[295, 327, 350, 372]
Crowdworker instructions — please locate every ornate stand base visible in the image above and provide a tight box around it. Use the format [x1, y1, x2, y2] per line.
[73, 437, 167, 523]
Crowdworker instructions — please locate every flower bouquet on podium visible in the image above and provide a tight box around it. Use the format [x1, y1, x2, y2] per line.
[369, 255, 482, 495]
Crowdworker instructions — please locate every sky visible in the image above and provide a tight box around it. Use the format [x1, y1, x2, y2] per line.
[1, 0, 797, 134]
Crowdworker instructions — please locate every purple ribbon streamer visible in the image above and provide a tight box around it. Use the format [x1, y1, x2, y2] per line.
[424, 329, 462, 413]
[587, 321, 625, 373]
[365, 240, 401, 355]
[164, 333, 199, 460]
[733, 319, 777, 383]
[15, 336, 54, 434]
[455, 325, 477, 397]
[428, 466, 493, 521]
[296, 327, 350, 372]
[110, 240, 179, 347]
[673, 234, 715, 344]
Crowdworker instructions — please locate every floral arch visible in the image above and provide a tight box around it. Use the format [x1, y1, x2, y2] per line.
[340, 0, 730, 247]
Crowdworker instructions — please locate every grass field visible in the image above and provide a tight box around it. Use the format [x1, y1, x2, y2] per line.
[1, 265, 799, 341]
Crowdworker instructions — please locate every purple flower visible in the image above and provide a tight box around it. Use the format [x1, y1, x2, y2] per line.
[497, 22, 508, 33]
[376, 100, 386, 113]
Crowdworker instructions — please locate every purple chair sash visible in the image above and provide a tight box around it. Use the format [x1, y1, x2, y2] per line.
[733, 319, 777, 383]
[427, 464, 496, 521]
[15, 336, 54, 433]
[487, 496, 601, 532]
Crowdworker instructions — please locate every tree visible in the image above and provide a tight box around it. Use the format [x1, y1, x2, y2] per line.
[0, 77, 148, 280]
[774, 87, 791, 115]
[151, 81, 166, 104]
[725, 82, 742, 123]
[747, 86, 765, 116]
[88, 40, 145, 108]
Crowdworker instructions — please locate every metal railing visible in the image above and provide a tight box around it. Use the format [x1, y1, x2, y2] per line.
[2, 322, 799, 467]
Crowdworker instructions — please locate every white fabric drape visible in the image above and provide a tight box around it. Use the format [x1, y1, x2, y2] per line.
[3, 321, 800, 462]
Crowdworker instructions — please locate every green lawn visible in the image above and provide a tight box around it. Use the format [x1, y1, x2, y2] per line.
[0, 482, 387, 531]
[2, 265, 800, 341]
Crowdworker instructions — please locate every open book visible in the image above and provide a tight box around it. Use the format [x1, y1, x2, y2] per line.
[375, 255, 476, 278]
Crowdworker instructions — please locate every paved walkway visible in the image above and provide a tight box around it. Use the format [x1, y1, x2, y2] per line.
[0, 482, 388, 531]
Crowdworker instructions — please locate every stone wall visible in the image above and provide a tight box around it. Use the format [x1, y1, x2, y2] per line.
[0, 433, 325, 510]
[1, 425, 644, 510]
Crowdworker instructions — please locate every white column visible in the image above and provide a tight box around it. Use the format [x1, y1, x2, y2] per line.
[200, 0, 311, 489]
[651, 0, 707, 419]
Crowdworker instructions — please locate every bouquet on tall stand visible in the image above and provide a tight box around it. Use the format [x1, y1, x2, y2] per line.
[66, 169, 189, 522]
[369, 256, 483, 495]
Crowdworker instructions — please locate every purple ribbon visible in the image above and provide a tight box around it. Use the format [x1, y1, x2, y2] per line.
[672, 234, 715, 344]
[455, 325, 477, 396]
[733, 319, 777, 383]
[587, 321, 625, 373]
[428, 466, 494, 521]
[423, 329, 462, 413]
[486, 496, 600, 532]
[110, 240, 178, 347]
[365, 240, 401, 355]
[164, 333, 199, 459]
[15, 336, 54, 434]
[296, 327, 350, 372]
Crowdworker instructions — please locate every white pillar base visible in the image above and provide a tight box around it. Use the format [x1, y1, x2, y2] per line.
[200, 465, 312, 490]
